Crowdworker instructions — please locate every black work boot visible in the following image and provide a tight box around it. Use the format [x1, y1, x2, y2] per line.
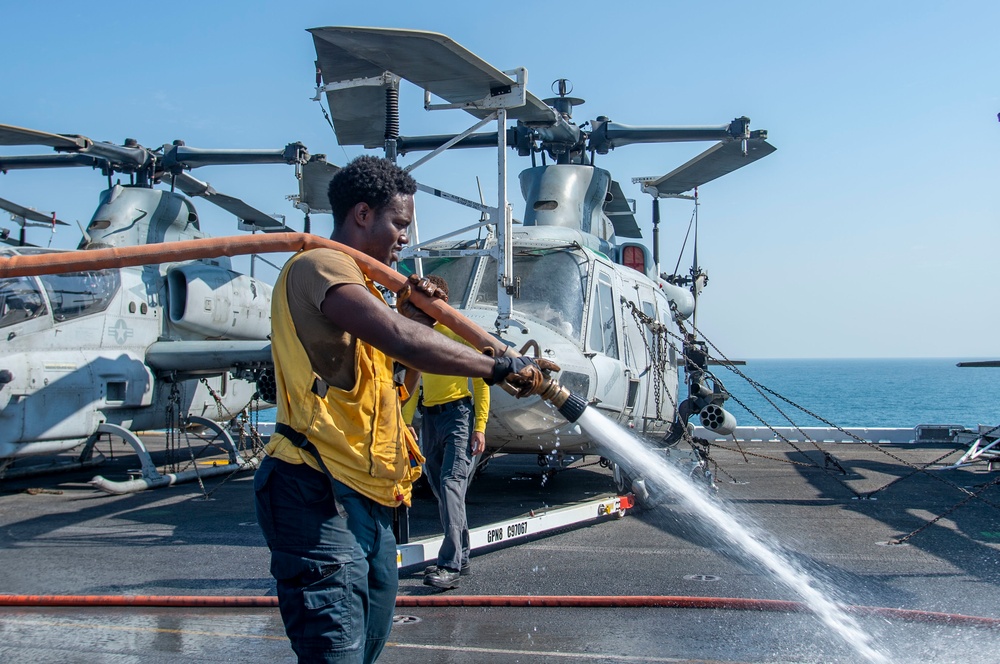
[423, 563, 471, 577]
[423, 567, 461, 590]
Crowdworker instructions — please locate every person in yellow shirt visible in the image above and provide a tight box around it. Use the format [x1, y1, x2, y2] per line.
[255, 156, 555, 663]
[402, 275, 490, 590]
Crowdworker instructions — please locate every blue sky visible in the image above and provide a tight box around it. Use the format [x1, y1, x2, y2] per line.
[2, 1, 997, 359]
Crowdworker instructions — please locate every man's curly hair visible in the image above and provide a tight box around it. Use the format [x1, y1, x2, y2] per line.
[327, 155, 417, 228]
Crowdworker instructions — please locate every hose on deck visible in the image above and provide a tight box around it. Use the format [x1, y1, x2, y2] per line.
[0, 594, 997, 628]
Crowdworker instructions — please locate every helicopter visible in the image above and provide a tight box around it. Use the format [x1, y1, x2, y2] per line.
[0, 123, 306, 491]
[306, 27, 776, 493]
[0, 25, 774, 499]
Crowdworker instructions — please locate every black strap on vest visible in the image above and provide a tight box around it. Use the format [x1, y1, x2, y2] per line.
[274, 422, 347, 519]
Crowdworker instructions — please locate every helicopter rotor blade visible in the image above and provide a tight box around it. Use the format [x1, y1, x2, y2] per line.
[0, 235, 29, 247]
[297, 154, 341, 214]
[633, 137, 776, 198]
[310, 26, 558, 148]
[0, 123, 150, 170]
[605, 180, 642, 239]
[83, 142, 152, 171]
[164, 172, 291, 233]
[0, 123, 91, 150]
[395, 132, 501, 155]
[0, 153, 105, 171]
[588, 121, 740, 153]
[0, 196, 69, 226]
[160, 143, 308, 170]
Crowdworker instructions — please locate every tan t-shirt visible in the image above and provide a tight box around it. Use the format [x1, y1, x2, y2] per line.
[285, 249, 366, 391]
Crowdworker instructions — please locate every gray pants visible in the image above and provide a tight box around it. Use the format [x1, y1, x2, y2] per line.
[420, 398, 474, 571]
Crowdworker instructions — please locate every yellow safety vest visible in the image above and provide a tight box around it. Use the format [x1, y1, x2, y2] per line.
[265, 249, 423, 507]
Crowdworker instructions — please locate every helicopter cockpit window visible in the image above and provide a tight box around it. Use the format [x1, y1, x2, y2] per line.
[0, 277, 47, 329]
[474, 249, 588, 340]
[38, 269, 121, 322]
[587, 271, 619, 359]
[398, 255, 477, 307]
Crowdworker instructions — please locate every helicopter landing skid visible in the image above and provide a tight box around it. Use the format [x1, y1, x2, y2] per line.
[0, 451, 107, 481]
[88, 421, 258, 495]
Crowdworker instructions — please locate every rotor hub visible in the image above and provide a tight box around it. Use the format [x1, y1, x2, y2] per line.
[543, 78, 585, 119]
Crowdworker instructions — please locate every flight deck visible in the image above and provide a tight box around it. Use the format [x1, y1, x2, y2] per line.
[1, 436, 999, 663]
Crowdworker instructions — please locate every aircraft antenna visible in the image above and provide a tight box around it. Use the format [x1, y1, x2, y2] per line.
[691, 187, 700, 326]
[75, 219, 91, 247]
[672, 205, 697, 277]
[652, 198, 661, 275]
[692, 187, 699, 276]
[46, 212, 56, 248]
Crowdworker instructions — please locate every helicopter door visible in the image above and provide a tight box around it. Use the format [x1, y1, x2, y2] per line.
[637, 287, 664, 429]
[586, 268, 626, 417]
[618, 277, 651, 418]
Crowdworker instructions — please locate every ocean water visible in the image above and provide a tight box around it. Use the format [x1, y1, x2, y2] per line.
[255, 359, 1000, 430]
[711, 358, 1000, 429]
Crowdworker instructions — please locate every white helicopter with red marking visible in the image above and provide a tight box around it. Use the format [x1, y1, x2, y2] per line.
[305, 27, 775, 494]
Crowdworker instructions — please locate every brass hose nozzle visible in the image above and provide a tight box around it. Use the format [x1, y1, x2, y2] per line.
[536, 375, 588, 423]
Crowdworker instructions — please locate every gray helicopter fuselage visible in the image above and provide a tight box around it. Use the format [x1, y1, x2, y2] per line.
[412, 162, 695, 455]
[83, 184, 211, 249]
[519, 164, 617, 240]
[0, 186, 272, 460]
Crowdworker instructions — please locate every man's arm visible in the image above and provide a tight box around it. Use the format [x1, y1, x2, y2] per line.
[472, 376, 489, 430]
[321, 282, 495, 378]
[470, 369, 490, 455]
[400, 372, 419, 423]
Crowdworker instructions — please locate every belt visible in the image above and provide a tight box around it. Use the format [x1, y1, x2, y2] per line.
[420, 396, 471, 415]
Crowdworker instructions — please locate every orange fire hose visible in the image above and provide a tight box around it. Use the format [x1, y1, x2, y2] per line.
[13, 238, 996, 629]
[0, 594, 996, 627]
[0, 233, 506, 356]
[3, 239, 999, 630]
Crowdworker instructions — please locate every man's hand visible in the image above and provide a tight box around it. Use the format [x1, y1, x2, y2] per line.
[396, 274, 447, 327]
[470, 431, 486, 456]
[486, 355, 561, 398]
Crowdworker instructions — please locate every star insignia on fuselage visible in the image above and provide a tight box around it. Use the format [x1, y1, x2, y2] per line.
[109, 319, 133, 345]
